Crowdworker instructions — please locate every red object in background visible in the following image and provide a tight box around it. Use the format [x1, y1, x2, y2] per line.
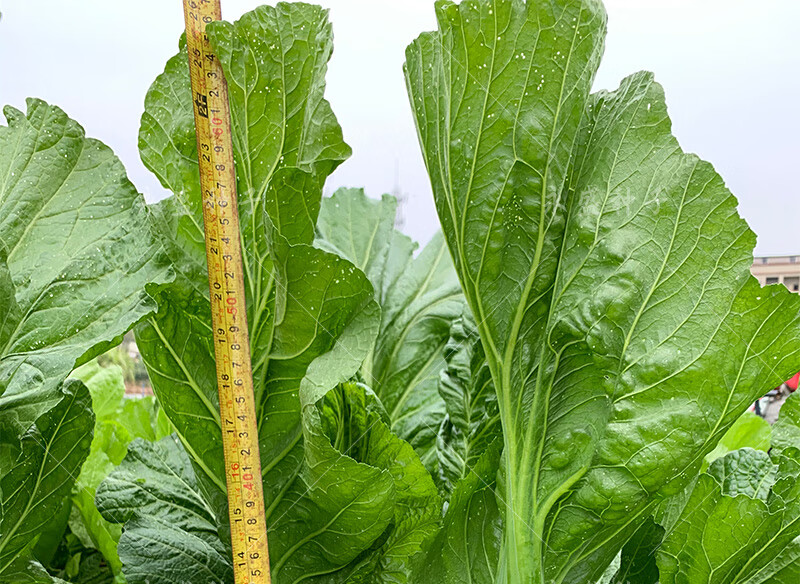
[787, 372, 800, 392]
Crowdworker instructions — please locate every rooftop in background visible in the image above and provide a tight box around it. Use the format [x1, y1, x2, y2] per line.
[752, 255, 800, 293]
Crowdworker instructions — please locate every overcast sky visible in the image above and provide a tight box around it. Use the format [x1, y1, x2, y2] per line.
[1, 0, 798, 255]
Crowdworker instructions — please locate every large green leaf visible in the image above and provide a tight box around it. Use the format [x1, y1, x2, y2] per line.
[405, 1, 800, 581]
[316, 188, 464, 469]
[0, 100, 171, 439]
[657, 448, 800, 583]
[68, 361, 172, 578]
[96, 437, 232, 584]
[128, 4, 438, 580]
[0, 380, 94, 582]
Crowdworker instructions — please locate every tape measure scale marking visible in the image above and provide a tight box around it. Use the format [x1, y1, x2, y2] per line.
[182, 1, 271, 583]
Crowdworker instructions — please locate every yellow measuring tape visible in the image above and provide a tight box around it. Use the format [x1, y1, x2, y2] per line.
[182, 1, 271, 583]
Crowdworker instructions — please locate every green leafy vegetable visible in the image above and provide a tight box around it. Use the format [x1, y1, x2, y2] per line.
[0, 100, 171, 440]
[435, 308, 500, 492]
[0, 380, 94, 581]
[316, 187, 464, 469]
[657, 447, 800, 583]
[705, 410, 771, 465]
[7, 1, 798, 583]
[404, 0, 800, 581]
[69, 360, 172, 579]
[109, 4, 441, 581]
[0, 99, 171, 583]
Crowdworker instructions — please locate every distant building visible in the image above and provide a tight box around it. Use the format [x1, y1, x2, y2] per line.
[752, 255, 800, 293]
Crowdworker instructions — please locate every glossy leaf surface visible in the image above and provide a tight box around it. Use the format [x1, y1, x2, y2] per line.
[125, 4, 440, 580]
[658, 447, 800, 584]
[405, 0, 800, 580]
[0, 100, 170, 439]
